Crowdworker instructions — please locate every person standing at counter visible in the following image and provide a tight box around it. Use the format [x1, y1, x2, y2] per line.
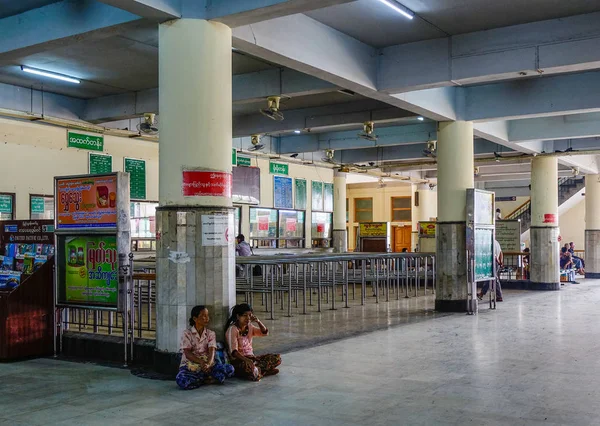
[235, 234, 253, 277]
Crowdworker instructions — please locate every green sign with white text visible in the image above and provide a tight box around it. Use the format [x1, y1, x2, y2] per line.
[237, 156, 252, 167]
[269, 162, 289, 175]
[68, 131, 104, 151]
[0, 194, 12, 214]
[232, 149, 237, 165]
[89, 153, 112, 175]
[124, 158, 146, 200]
[31, 197, 45, 214]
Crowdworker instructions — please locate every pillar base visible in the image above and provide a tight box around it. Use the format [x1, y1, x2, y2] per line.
[585, 230, 600, 278]
[332, 229, 347, 253]
[527, 282, 561, 291]
[156, 206, 235, 353]
[530, 226, 560, 288]
[153, 349, 181, 377]
[435, 222, 470, 312]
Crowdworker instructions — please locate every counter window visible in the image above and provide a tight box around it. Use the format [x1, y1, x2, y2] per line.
[250, 208, 306, 248]
[0, 193, 15, 220]
[30, 195, 54, 220]
[391, 197, 412, 222]
[311, 212, 333, 248]
[278, 210, 305, 248]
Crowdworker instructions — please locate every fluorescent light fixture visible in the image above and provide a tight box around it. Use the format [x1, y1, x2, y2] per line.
[376, 0, 414, 19]
[417, 116, 424, 121]
[294, 130, 302, 134]
[21, 66, 80, 84]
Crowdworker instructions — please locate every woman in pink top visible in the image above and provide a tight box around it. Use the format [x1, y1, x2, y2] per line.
[225, 303, 281, 381]
[176, 305, 234, 390]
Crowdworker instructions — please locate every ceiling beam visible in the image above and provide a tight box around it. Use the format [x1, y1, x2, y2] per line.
[378, 12, 600, 94]
[0, 0, 143, 61]
[0, 82, 85, 120]
[508, 112, 600, 143]
[96, 0, 181, 20]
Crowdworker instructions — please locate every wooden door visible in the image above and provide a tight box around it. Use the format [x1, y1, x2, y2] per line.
[393, 226, 412, 252]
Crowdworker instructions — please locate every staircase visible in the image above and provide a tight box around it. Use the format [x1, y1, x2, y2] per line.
[506, 176, 585, 232]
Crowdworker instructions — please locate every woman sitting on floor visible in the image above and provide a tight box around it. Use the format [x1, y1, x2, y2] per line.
[225, 303, 281, 381]
[176, 305, 235, 390]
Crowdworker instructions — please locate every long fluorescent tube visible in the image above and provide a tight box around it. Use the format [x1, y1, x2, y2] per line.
[21, 66, 80, 84]
[376, 0, 414, 19]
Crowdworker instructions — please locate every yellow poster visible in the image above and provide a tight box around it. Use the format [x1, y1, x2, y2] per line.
[359, 223, 387, 237]
[418, 222, 437, 237]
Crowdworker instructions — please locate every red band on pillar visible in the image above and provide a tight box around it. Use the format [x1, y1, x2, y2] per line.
[182, 171, 232, 197]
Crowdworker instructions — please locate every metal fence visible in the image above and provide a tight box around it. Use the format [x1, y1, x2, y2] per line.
[62, 252, 435, 339]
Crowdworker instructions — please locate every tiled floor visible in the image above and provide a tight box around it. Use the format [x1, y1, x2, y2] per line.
[2, 281, 599, 425]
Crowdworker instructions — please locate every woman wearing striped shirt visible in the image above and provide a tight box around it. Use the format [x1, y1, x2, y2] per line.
[225, 303, 281, 381]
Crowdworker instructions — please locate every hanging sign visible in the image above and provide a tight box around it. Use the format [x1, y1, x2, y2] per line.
[89, 153, 112, 175]
[182, 171, 232, 197]
[232, 149, 237, 166]
[0, 195, 12, 214]
[237, 156, 252, 167]
[201, 214, 231, 246]
[67, 131, 104, 152]
[269, 162, 289, 175]
[495, 196, 516, 202]
[359, 222, 387, 237]
[31, 197, 45, 214]
[124, 158, 146, 200]
[56, 175, 118, 229]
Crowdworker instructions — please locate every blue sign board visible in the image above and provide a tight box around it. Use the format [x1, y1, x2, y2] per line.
[273, 176, 293, 209]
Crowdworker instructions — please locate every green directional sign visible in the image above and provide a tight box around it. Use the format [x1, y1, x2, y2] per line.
[89, 153, 112, 174]
[0, 194, 12, 214]
[31, 197, 45, 214]
[124, 158, 146, 200]
[232, 149, 237, 165]
[269, 161, 288, 175]
[237, 156, 251, 167]
[67, 131, 104, 151]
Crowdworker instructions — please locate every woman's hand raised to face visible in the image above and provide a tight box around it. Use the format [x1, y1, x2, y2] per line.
[249, 313, 258, 323]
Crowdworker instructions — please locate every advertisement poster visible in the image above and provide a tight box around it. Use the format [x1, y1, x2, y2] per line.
[359, 223, 388, 237]
[64, 235, 118, 306]
[258, 215, 269, 231]
[286, 218, 297, 232]
[201, 214, 231, 246]
[56, 175, 117, 229]
[182, 171, 232, 197]
[418, 222, 437, 238]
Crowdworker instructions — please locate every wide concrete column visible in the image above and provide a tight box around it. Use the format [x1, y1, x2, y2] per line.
[435, 121, 474, 311]
[155, 19, 235, 363]
[585, 175, 600, 278]
[530, 156, 560, 289]
[332, 171, 347, 252]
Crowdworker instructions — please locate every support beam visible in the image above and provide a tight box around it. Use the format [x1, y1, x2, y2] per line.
[97, 0, 181, 20]
[509, 112, 600, 143]
[0, 82, 85, 120]
[83, 69, 338, 122]
[0, 0, 143, 61]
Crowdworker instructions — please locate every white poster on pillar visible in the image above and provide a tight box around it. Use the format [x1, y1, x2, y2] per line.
[201, 214, 231, 246]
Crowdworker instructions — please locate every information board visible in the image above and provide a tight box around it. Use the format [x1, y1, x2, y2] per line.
[124, 158, 146, 200]
[295, 179, 307, 210]
[312, 181, 323, 211]
[67, 131, 104, 152]
[89, 153, 112, 175]
[466, 188, 495, 282]
[0, 220, 54, 247]
[273, 176, 293, 209]
[0, 194, 12, 213]
[474, 228, 494, 280]
[55, 175, 118, 229]
[31, 197, 45, 214]
[232, 166, 260, 204]
[58, 234, 118, 308]
[323, 183, 334, 212]
[496, 220, 521, 252]
[359, 222, 387, 237]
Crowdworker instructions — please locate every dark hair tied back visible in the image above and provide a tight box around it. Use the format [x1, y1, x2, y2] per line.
[189, 305, 207, 327]
[224, 303, 253, 332]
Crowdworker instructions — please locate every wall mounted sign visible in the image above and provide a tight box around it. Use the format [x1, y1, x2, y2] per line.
[67, 131, 104, 152]
[323, 183, 334, 212]
[273, 176, 293, 209]
[418, 221, 437, 238]
[295, 179, 307, 210]
[237, 156, 251, 167]
[543, 213, 557, 224]
[311, 181, 323, 211]
[201, 214, 231, 246]
[55, 175, 118, 229]
[0, 194, 13, 214]
[124, 158, 146, 200]
[31, 197, 46, 214]
[269, 162, 289, 175]
[182, 170, 232, 197]
[359, 222, 387, 238]
[232, 166, 260, 204]
[232, 149, 237, 166]
[89, 153, 112, 175]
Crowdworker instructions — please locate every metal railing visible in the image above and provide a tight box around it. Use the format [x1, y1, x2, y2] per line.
[64, 252, 436, 339]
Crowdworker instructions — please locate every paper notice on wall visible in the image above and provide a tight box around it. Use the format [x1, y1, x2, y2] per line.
[258, 215, 269, 231]
[286, 218, 297, 232]
[201, 215, 230, 246]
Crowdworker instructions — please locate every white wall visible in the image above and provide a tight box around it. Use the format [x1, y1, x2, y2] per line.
[559, 196, 585, 249]
[496, 196, 529, 218]
[0, 118, 159, 219]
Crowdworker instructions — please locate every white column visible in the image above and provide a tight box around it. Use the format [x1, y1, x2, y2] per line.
[530, 156, 560, 288]
[435, 121, 474, 311]
[156, 19, 235, 362]
[332, 171, 347, 252]
[585, 174, 600, 278]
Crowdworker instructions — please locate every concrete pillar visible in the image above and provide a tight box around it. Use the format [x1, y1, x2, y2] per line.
[530, 156, 560, 289]
[413, 183, 437, 252]
[435, 121, 474, 311]
[332, 171, 347, 252]
[155, 19, 235, 367]
[585, 174, 600, 278]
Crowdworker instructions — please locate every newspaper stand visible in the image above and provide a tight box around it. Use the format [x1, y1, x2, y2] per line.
[53, 173, 133, 365]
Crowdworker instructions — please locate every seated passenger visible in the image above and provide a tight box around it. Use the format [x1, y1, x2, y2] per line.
[225, 303, 281, 381]
[523, 247, 530, 280]
[569, 242, 585, 269]
[176, 305, 234, 390]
